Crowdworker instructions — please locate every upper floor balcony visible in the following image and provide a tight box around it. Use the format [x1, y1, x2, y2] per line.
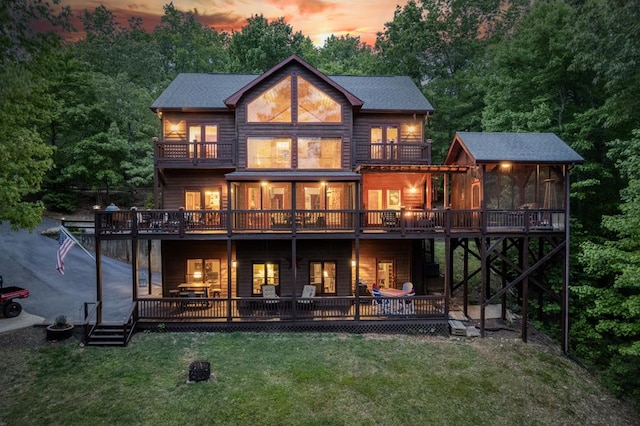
[355, 141, 431, 165]
[154, 139, 431, 168]
[94, 207, 566, 239]
[154, 140, 235, 168]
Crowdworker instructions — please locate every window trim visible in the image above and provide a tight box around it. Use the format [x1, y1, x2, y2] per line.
[252, 261, 281, 296]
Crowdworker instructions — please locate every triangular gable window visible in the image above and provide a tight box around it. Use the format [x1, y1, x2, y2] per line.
[246, 75, 341, 123]
[297, 76, 341, 123]
[247, 76, 292, 123]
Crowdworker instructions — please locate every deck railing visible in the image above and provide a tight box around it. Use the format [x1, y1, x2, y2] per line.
[94, 208, 566, 237]
[136, 295, 447, 322]
[355, 142, 430, 164]
[155, 140, 430, 166]
[155, 141, 234, 166]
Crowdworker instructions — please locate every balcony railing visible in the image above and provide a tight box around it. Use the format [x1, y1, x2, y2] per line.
[95, 208, 566, 237]
[356, 142, 431, 164]
[154, 141, 431, 166]
[155, 141, 234, 166]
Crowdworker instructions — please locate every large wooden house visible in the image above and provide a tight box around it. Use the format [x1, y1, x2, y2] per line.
[89, 55, 583, 349]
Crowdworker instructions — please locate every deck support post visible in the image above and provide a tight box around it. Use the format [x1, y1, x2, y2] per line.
[227, 239, 233, 321]
[480, 237, 487, 337]
[521, 237, 529, 342]
[132, 238, 139, 300]
[95, 237, 103, 324]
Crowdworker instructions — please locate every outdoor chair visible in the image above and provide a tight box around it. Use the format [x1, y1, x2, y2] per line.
[297, 284, 316, 310]
[381, 210, 399, 227]
[261, 284, 280, 310]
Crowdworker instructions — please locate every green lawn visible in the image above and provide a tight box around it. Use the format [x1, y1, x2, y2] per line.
[1, 331, 637, 426]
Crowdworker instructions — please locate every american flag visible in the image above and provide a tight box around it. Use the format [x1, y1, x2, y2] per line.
[56, 227, 76, 275]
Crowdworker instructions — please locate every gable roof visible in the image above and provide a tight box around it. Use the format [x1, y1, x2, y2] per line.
[151, 56, 433, 113]
[445, 132, 584, 165]
[224, 55, 363, 108]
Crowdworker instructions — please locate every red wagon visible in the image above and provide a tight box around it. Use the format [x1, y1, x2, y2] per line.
[0, 276, 29, 318]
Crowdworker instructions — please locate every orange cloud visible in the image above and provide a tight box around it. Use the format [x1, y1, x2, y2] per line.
[55, 0, 404, 46]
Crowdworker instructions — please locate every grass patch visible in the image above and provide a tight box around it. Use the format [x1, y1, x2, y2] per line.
[1, 332, 637, 426]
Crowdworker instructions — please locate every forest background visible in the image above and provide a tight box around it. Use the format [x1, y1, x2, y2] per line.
[1, 0, 638, 407]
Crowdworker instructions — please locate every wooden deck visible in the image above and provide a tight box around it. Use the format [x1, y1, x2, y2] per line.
[92, 208, 566, 239]
[136, 295, 446, 322]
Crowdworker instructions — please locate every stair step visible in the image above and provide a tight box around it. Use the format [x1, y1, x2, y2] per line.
[86, 322, 134, 347]
[86, 340, 127, 347]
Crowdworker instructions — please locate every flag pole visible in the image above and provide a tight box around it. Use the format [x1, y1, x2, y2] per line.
[60, 226, 96, 261]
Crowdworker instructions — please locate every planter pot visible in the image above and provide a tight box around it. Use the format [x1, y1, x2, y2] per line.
[46, 324, 75, 341]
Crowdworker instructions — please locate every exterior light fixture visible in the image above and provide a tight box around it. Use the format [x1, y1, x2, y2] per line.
[232, 260, 237, 268]
[351, 260, 356, 267]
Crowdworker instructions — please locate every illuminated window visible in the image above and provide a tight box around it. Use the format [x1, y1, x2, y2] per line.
[247, 76, 292, 123]
[297, 77, 341, 123]
[187, 259, 220, 284]
[252, 262, 280, 295]
[370, 125, 399, 159]
[247, 75, 342, 124]
[185, 189, 221, 210]
[309, 261, 336, 295]
[297, 137, 341, 169]
[188, 124, 218, 158]
[247, 137, 291, 168]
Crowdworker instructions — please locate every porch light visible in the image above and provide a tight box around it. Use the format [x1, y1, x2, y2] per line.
[409, 186, 417, 194]
[407, 125, 416, 135]
[260, 181, 268, 187]
[232, 260, 237, 268]
[500, 162, 512, 171]
[351, 260, 356, 267]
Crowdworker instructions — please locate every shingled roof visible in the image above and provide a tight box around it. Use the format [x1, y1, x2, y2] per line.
[445, 132, 584, 165]
[151, 56, 433, 113]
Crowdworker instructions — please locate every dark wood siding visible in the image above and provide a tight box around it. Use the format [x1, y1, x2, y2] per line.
[353, 112, 427, 166]
[161, 170, 229, 209]
[161, 240, 231, 297]
[235, 240, 352, 297]
[161, 111, 235, 146]
[356, 240, 412, 289]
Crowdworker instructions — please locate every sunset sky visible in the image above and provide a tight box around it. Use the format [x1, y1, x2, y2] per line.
[61, 0, 409, 46]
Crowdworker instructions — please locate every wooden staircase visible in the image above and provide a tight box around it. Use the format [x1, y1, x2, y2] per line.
[84, 323, 131, 347]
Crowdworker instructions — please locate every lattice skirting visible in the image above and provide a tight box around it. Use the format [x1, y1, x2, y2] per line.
[136, 319, 450, 336]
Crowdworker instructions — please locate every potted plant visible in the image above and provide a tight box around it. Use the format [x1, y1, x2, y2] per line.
[46, 315, 75, 341]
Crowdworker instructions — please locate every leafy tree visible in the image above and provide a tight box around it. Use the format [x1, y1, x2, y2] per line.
[76, 5, 168, 89]
[226, 14, 316, 73]
[63, 121, 129, 203]
[376, 0, 519, 162]
[153, 2, 229, 74]
[575, 130, 640, 399]
[0, 0, 72, 229]
[316, 35, 380, 75]
[0, 62, 54, 229]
